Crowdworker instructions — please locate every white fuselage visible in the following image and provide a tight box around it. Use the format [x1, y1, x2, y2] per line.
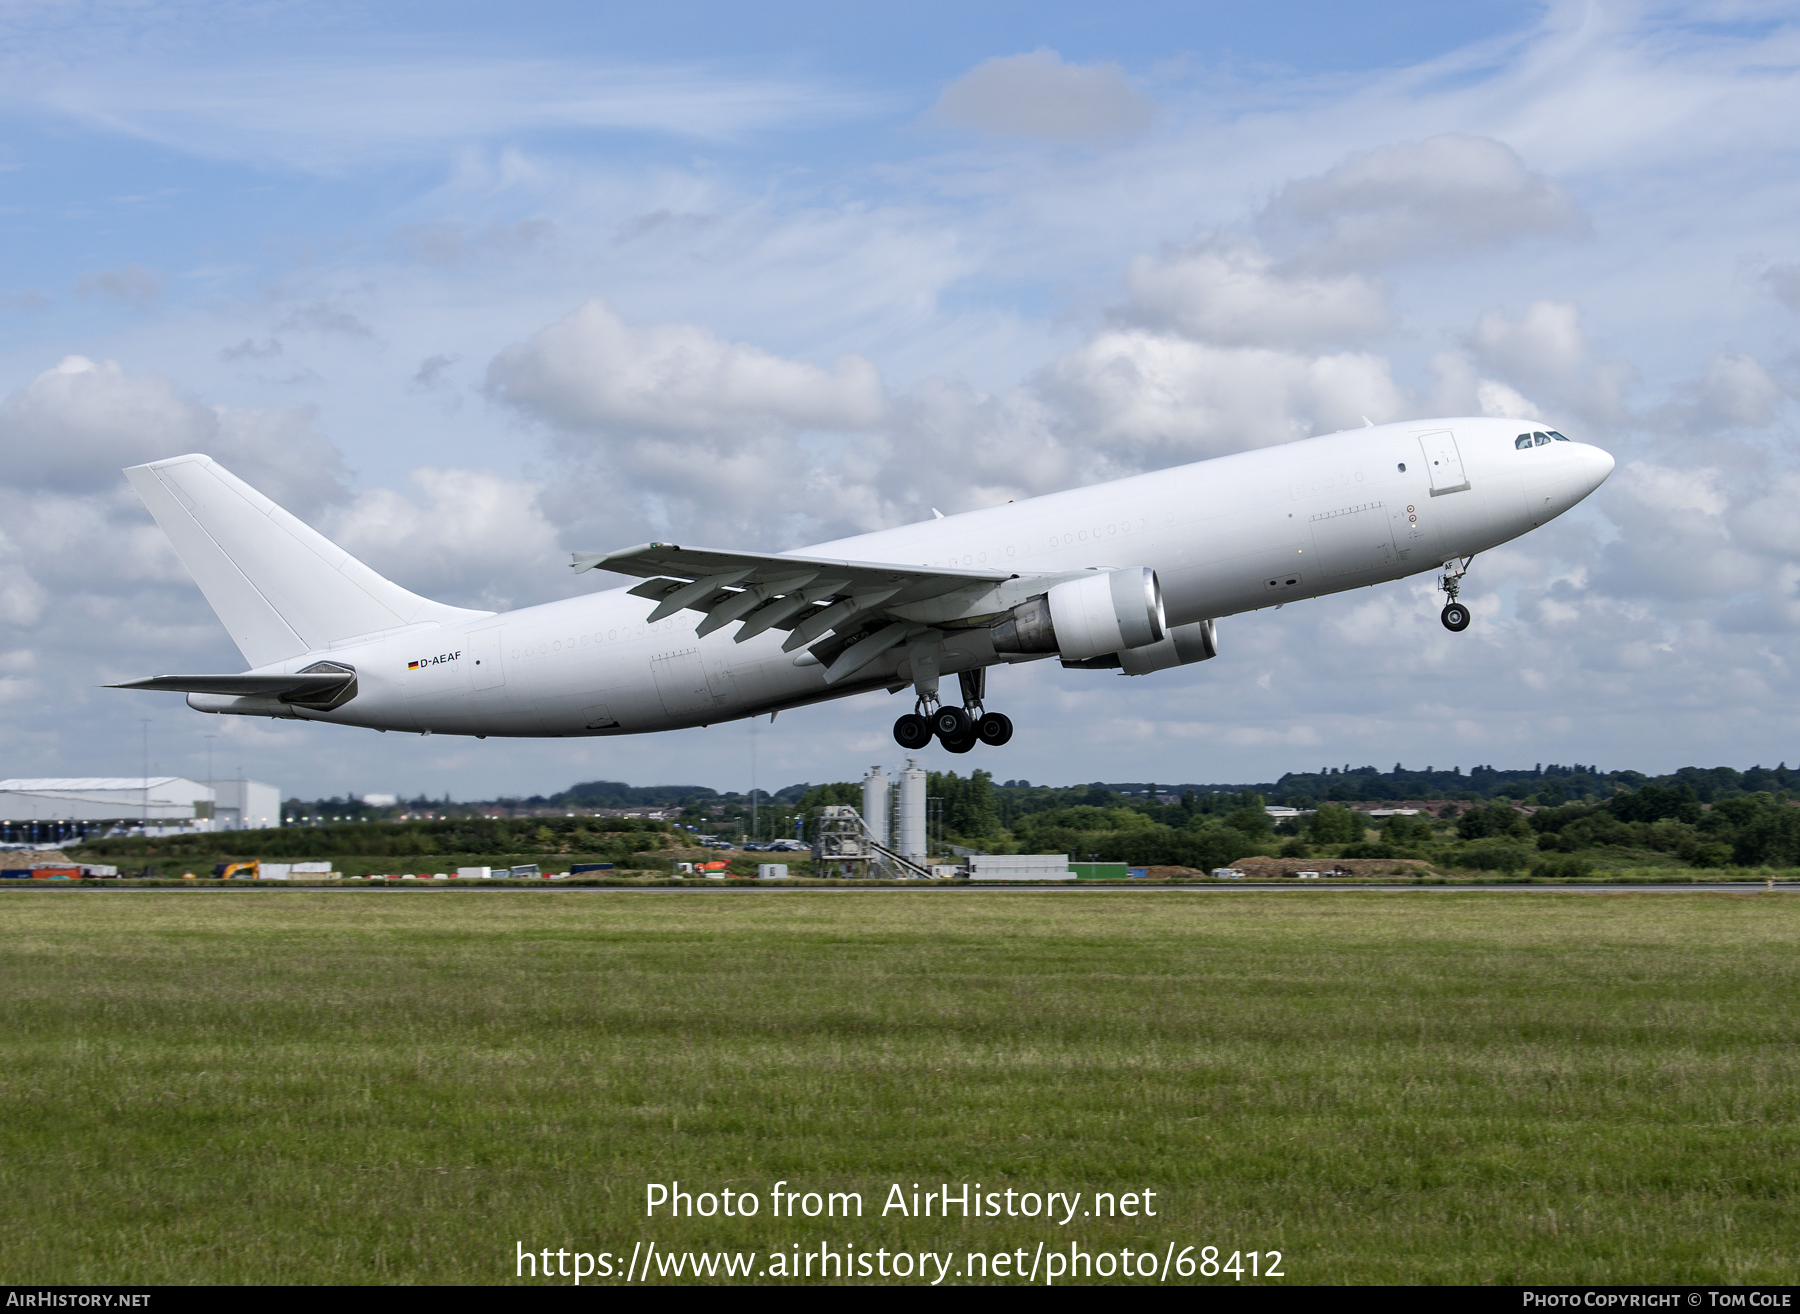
[208, 418, 1612, 737]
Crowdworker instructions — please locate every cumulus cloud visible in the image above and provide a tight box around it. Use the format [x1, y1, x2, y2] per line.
[1475, 380, 1544, 420]
[1598, 461, 1771, 603]
[933, 49, 1154, 142]
[1117, 238, 1390, 348]
[1735, 474, 1800, 557]
[1657, 352, 1785, 433]
[323, 468, 562, 611]
[0, 356, 346, 512]
[1469, 300, 1586, 382]
[1444, 301, 1633, 424]
[1036, 329, 1405, 466]
[485, 297, 886, 435]
[1259, 135, 1587, 270]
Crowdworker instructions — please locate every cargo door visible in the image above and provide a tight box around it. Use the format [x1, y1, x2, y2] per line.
[469, 626, 505, 691]
[1309, 502, 1394, 578]
[1418, 430, 1470, 496]
[650, 648, 711, 716]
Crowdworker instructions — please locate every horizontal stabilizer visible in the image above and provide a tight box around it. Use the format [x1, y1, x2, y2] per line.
[109, 671, 355, 698]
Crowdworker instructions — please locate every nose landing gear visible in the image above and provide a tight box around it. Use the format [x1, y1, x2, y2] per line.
[1439, 556, 1473, 632]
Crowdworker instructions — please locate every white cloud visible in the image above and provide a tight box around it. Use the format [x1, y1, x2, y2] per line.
[1118, 238, 1390, 348]
[1735, 475, 1800, 557]
[933, 49, 1155, 142]
[485, 297, 887, 436]
[1036, 329, 1405, 465]
[0, 356, 349, 513]
[1259, 135, 1587, 271]
[1475, 380, 1544, 420]
[323, 468, 562, 612]
[22, 57, 878, 170]
[1470, 300, 1586, 382]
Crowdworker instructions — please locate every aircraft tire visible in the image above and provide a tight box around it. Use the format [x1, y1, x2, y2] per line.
[1441, 602, 1471, 632]
[942, 734, 977, 754]
[931, 706, 973, 741]
[977, 712, 1014, 746]
[893, 714, 932, 749]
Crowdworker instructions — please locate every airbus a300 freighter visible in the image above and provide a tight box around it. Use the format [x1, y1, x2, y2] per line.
[114, 419, 1612, 752]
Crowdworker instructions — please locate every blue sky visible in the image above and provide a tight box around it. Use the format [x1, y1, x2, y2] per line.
[3, 0, 1799, 801]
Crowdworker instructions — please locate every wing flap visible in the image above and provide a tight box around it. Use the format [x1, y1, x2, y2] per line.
[573, 542, 1028, 657]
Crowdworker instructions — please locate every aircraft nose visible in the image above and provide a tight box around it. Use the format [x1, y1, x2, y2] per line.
[1582, 443, 1616, 492]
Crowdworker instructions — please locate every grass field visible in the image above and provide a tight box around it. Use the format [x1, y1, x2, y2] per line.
[2, 889, 1796, 1285]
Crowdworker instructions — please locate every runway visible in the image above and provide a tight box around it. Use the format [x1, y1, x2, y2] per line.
[5, 882, 1793, 894]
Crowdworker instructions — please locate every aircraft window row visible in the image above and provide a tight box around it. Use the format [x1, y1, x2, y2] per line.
[1515, 430, 1572, 449]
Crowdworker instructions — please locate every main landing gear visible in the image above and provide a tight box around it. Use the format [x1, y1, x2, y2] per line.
[893, 668, 1013, 752]
[1439, 556, 1473, 632]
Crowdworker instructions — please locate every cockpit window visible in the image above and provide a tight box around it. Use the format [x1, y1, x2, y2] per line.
[1549, 430, 1571, 441]
[1515, 434, 1534, 450]
[1533, 432, 1551, 446]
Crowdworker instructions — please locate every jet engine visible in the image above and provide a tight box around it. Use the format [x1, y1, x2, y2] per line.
[1119, 619, 1217, 675]
[989, 567, 1165, 661]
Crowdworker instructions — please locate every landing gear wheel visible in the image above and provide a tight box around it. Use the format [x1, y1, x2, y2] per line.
[1441, 602, 1471, 632]
[942, 734, 977, 754]
[931, 706, 972, 742]
[893, 713, 931, 749]
[976, 712, 1014, 746]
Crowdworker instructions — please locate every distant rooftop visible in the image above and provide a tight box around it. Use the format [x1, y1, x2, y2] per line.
[0, 777, 189, 791]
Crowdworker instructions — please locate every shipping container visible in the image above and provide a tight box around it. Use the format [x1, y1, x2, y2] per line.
[967, 854, 1074, 881]
[1, 868, 32, 879]
[757, 864, 789, 880]
[1069, 862, 1131, 880]
[456, 866, 492, 880]
[569, 863, 615, 874]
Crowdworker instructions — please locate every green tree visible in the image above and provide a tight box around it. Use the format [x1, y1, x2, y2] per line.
[1308, 804, 1365, 845]
[928, 769, 1000, 838]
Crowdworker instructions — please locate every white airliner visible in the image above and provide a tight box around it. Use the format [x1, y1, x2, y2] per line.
[113, 418, 1612, 752]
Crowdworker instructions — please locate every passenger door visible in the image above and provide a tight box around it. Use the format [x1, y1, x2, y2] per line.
[1418, 430, 1470, 496]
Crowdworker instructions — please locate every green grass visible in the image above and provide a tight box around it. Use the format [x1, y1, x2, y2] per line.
[2, 890, 1797, 1285]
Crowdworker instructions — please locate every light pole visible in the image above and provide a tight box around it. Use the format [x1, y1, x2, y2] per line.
[140, 719, 151, 835]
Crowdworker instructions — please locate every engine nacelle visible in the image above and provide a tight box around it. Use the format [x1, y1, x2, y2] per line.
[1119, 619, 1218, 675]
[990, 568, 1166, 661]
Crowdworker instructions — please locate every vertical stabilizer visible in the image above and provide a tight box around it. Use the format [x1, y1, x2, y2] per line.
[125, 454, 491, 668]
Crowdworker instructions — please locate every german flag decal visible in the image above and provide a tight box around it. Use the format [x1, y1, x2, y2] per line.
[407, 660, 420, 670]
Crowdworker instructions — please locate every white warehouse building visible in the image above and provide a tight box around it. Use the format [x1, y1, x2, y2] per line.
[0, 777, 282, 836]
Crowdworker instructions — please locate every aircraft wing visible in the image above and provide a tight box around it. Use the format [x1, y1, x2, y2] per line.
[573, 541, 1027, 683]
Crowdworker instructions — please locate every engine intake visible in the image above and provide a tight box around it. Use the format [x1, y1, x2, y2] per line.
[990, 568, 1166, 661]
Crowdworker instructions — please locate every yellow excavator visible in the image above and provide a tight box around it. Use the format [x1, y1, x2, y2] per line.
[212, 861, 259, 880]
